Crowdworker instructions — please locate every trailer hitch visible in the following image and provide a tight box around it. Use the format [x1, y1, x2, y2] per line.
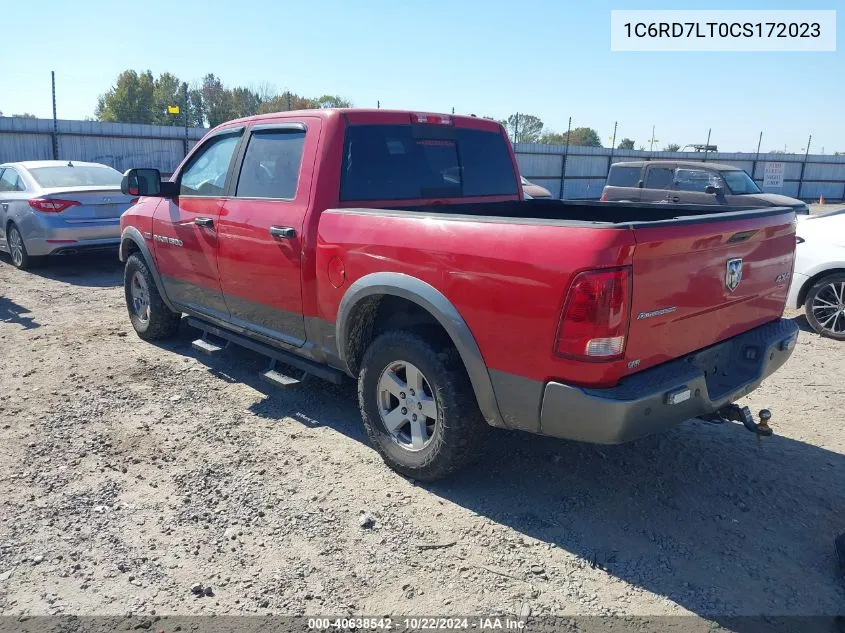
[700, 404, 773, 436]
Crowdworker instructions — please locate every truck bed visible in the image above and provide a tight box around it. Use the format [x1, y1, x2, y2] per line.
[384, 199, 795, 225]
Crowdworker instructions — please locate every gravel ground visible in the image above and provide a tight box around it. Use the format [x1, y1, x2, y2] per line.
[0, 252, 843, 628]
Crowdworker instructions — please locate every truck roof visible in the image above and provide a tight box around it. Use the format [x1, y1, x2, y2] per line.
[213, 108, 503, 133]
[611, 160, 743, 172]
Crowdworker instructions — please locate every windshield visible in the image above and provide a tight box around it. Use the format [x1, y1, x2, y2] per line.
[722, 170, 761, 195]
[29, 164, 122, 188]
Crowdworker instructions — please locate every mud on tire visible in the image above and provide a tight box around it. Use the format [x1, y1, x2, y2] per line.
[358, 330, 490, 481]
[124, 253, 181, 341]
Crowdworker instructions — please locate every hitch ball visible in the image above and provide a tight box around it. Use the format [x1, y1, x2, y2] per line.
[756, 409, 773, 436]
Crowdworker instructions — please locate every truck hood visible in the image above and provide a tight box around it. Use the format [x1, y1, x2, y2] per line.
[747, 192, 807, 209]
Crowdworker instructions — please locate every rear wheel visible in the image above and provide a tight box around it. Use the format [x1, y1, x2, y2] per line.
[124, 253, 181, 340]
[7, 224, 34, 270]
[358, 330, 489, 481]
[804, 273, 845, 341]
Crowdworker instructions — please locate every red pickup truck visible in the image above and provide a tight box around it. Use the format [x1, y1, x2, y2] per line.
[119, 109, 799, 480]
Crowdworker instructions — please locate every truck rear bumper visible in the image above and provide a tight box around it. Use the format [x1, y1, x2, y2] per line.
[538, 318, 799, 444]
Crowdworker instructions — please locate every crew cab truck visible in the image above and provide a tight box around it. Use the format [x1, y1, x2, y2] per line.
[118, 109, 799, 481]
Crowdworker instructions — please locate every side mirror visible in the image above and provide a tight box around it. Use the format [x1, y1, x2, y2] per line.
[705, 184, 723, 195]
[121, 168, 169, 197]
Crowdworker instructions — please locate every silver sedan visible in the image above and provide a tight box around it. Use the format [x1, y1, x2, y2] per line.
[0, 160, 137, 269]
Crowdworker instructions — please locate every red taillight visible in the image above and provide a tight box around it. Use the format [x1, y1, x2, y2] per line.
[410, 112, 453, 125]
[555, 267, 632, 360]
[130, 198, 140, 206]
[599, 191, 608, 202]
[28, 198, 80, 213]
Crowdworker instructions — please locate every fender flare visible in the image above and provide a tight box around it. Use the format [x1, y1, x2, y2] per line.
[119, 226, 178, 312]
[336, 272, 504, 427]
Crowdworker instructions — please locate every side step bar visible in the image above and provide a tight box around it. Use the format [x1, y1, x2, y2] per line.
[186, 317, 344, 385]
[191, 334, 227, 355]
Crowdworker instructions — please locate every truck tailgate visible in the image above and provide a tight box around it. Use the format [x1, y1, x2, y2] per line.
[625, 209, 796, 370]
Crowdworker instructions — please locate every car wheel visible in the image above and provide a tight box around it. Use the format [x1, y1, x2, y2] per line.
[6, 223, 34, 270]
[124, 253, 181, 341]
[358, 330, 489, 481]
[804, 273, 845, 341]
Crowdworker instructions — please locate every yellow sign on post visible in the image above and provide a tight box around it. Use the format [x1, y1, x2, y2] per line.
[167, 105, 180, 115]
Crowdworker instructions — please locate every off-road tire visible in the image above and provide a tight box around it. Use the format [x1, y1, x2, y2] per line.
[358, 330, 490, 481]
[124, 253, 181, 341]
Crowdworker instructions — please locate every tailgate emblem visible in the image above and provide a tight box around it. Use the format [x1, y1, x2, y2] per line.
[102, 197, 112, 203]
[726, 258, 743, 292]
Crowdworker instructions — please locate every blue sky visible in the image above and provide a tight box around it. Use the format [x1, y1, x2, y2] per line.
[1, 0, 841, 152]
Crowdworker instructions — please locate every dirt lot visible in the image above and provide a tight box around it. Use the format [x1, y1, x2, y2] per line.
[0, 251, 844, 627]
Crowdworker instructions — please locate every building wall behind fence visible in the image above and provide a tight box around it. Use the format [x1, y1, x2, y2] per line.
[3, 117, 845, 200]
[0, 117, 206, 175]
[513, 143, 845, 201]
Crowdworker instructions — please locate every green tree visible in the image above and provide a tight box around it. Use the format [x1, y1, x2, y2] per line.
[567, 127, 602, 147]
[617, 138, 635, 150]
[96, 70, 156, 124]
[499, 113, 544, 143]
[538, 132, 568, 145]
[201, 73, 235, 127]
[152, 72, 184, 126]
[229, 87, 261, 119]
[314, 94, 352, 108]
[663, 143, 681, 152]
[258, 91, 314, 114]
[187, 87, 205, 127]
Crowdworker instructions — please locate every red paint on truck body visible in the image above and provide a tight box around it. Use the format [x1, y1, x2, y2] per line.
[121, 108, 795, 391]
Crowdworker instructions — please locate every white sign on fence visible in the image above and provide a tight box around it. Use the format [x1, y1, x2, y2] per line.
[763, 162, 785, 188]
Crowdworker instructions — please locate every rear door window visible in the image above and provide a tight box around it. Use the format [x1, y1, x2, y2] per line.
[235, 129, 306, 200]
[340, 124, 518, 201]
[645, 166, 675, 190]
[607, 166, 641, 187]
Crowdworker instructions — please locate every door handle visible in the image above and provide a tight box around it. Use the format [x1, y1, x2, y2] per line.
[670, 195, 680, 203]
[269, 226, 296, 239]
[194, 217, 214, 228]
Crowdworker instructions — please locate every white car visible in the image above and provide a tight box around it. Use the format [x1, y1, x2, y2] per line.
[786, 208, 845, 340]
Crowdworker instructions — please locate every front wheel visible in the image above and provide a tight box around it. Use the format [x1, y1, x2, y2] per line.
[804, 273, 845, 341]
[124, 253, 181, 340]
[358, 330, 489, 481]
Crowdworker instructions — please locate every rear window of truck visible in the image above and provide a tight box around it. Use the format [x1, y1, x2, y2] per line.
[340, 124, 518, 201]
[607, 166, 641, 187]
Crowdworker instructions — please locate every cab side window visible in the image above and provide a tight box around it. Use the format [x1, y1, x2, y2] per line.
[179, 133, 242, 197]
[675, 168, 722, 192]
[235, 129, 306, 200]
[645, 167, 674, 190]
[0, 168, 26, 192]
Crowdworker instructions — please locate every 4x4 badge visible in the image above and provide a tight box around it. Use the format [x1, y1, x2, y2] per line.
[726, 258, 743, 292]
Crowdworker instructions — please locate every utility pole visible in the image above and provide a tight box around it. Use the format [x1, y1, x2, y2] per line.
[559, 116, 572, 199]
[607, 121, 618, 178]
[183, 82, 189, 158]
[753, 131, 763, 181]
[286, 92, 292, 111]
[703, 128, 712, 162]
[51, 71, 59, 160]
[377, 100, 380, 109]
[649, 125, 656, 153]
